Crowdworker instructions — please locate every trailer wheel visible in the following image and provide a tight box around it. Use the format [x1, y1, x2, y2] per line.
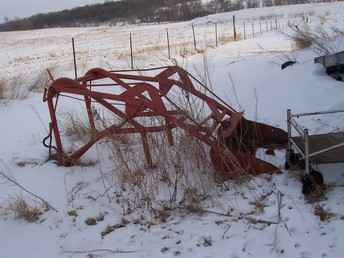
[302, 169, 324, 195]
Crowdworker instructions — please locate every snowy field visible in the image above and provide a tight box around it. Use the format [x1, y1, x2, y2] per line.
[1, 2, 344, 258]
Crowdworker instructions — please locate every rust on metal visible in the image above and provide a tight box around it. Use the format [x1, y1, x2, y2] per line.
[43, 66, 288, 180]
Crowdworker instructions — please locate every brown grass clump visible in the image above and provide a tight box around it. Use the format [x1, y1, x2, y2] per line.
[2, 76, 30, 100]
[288, 23, 344, 54]
[314, 204, 335, 222]
[28, 69, 53, 92]
[104, 122, 215, 220]
[219, 32, 242, 45]
[180, 187, 203, 213]
[251, 199, 266, 215]
[64, 114, 97, 143]
[7, 196, 43, 222]
[291, 29, 313, 50]
[0, 79, 6, 100]
[0, 77, 29, 100]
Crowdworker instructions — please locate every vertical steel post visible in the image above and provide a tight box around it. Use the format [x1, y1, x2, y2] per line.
[286, 109, 292, 167]
[233, 15, 237, 41]
[215, 23, 218, 47]
[251, 22, 255, 38]
[130, 32, 134, 69]
[166, 28, 171, 59]
[304, 129, 310, 175]
[287, 109, 292, 152]
[192, 24, 197, 51]
[72, 38, 78, 80]
[243, 22, 246, 39]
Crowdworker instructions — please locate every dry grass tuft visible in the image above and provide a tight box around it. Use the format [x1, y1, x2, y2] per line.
[180, 187, 203, 213]
[291, 29, 313, 50]
[28, 69, 53, 92]
[288, 22, 344, 54]
[2, 76, 30, 100]
[314, 204, 335, 222]
[0, 77, 30, 100]
[306, 184, 328, 203]
[64, 114, 97, 143]
[6, 196, 43, 222]
[251, 199, 266, 215]
[219, 32, 242, 45]
[0, 79, 6, 100]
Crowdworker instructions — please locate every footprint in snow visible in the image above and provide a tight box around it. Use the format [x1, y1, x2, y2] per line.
[300, 251, 311, 258]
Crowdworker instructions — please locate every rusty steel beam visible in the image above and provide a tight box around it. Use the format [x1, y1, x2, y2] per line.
[43, 66, 288, 179]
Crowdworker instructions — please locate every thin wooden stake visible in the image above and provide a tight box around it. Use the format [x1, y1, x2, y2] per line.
[259, 20, 262, 34]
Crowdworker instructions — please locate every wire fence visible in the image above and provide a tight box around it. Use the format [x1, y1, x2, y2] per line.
[123, 15, 302, 68]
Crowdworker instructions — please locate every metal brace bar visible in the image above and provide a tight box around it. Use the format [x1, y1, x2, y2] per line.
[290, 118, 305, 137]
[309, 141, 344, 158]
[304, 129, 310, 175]
[292, 109, 344, 118]
[289, 138, 306, 158]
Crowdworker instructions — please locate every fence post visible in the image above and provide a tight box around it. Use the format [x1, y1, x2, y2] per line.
[251, 22, 254, 38]
[166, 28, 171, 59]
[72, 38, 78, 80]
[287, 109, 292, 153]
[266, 20, 268, 32]
[275, 18, 278, 30]
[215, 23, 218, 47]
[259, 20, 262, 34]
[129, 32, 134, 69]
[233, 15, 237, 41]
[192, 24, 197, 51]
[243, 22, 246, 39]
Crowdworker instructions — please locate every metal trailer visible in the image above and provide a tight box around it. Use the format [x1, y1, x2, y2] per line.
[286, 108, 344, 177]
[314, 51, 344, 81]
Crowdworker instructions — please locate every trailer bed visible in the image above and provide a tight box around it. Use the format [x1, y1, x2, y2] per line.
[292, 132, 344, 164]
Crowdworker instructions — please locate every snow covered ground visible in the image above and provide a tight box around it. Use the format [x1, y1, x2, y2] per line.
[1, 2, 344, 258]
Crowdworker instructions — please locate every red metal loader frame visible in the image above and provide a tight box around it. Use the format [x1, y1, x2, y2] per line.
[43, 66, 287, 179]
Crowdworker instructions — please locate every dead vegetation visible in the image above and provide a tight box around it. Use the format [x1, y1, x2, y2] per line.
[5, 196, 44, 222]
[251, 199, 266, 215]
[63, 113, 97, 143]
[104, 128, 214, 220]
[28, 69, 53, 92]
[0, 79, 6, 100]
[0, 76, 30, 100]
[0, 69, 54, 102]
[288, 22, 344, 54]
[313, 204, 336, 222]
